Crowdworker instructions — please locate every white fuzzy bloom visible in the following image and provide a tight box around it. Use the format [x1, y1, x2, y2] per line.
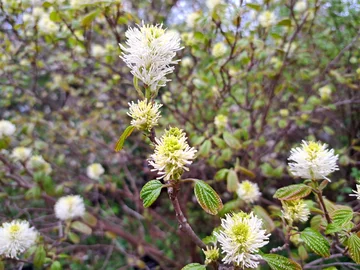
[215, 212, 270, 268]
[38, 14, 59, 34]
[214, 114, 228, 130]
[0, 120, 16, 139]
[282, 199, 310, 224]
[186, 12, 201, 28]
[86, 163, 105, 180]
[54, 195, 86, 221]
[120, 23, 182, 92]
[349, 184, 360, 200]
[27, 155, 52, 175]
[11, 147, 32, 162]
[91, 44, 106, 58]
[237, 180, 261, 204]
[212, 42, 227, 58]
[206, 0, 222, 10]
[294, 1, 307, 13]
[181, 56, 194, 68]
[258, 11, 277, 28]
[0, 220, 38, 259]
[148, 127, 197, 180]
[128, 99, 162, 132]
[319, 85, 332, 99]
[288, 140, 339, 181]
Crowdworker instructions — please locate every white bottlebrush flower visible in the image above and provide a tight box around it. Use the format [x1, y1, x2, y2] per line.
[54, 195, 86, 221]
[0, 220, 38, 259]
[203, 245, 220, 265]
[148, 127, 197, 180]
[206, 0, 222, 10]
[38, 14, 60, 34]
[212, 42, 227, 58]
[86, 163, 105, 180]
[288, 140, 339, 181]
[91, 44, 106, 58]
[11, 147, 32, 162]
[186, 12, 201, 28]
[215, 212, 270, 268]
[181, 56, 194, 68]
[0, 120, 16, 139]
[214, 114, 228, 130]
[258, 11, 277, 28]
[294, 1, 307, 13]
[128, 99, 162, 132]
[27, 155, 52, 175]
[282, 199, 310, 224]
[237, 180, 261, 204]
[120, 23, 182, 92]
[349, 184, 360, 200]
[319, 85, 332, 100]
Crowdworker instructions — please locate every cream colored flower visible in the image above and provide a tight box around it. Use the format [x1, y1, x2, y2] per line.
[86, 163, 105, 180]
[215, 212, 270, 268]
[206, 0, 222, 10]
[258, 11, 277, 28]
[282, 199, 310, 224]
[148, 127, 197, 180]
[237, 180, 261, 204]
[319, 85, 332, 100]
[54, 195, 86, 221]
[294, 1, 307, 13]
[288, 140, 339, 181]
[212, 42, 227, 58]
[0, 120, 16, 139]
[214, 114, 228, 130]
[186, 12, 201, 28]
[91, 44, 106, 58]
[128, 99, 162, 132]
[27, 155, 52, 175]
[203, 245, 220, 265]
[11, 147, 32, 162]
[0, 220, 38, 259]
[38, 14, 59, 34]
[349, 184, 360, 200]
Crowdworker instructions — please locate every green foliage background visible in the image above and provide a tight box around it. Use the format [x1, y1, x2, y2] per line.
[0, 0, 359, 269]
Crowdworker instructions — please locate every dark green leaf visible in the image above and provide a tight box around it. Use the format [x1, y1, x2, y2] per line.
[194, 180, 223, 215]
[277, 18, 292, 27]
[81, 9, 100, 27]
[223, 132, 241, 150]
[140, 180, 163, 208]
[33, 246, 46, 269]
[50, 261, 62, 270]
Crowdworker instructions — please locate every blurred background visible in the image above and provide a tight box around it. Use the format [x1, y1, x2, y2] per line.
[0, 0, 359, 269]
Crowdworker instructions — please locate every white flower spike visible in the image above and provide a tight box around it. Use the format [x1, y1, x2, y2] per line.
[120, 23, 182, 93]
[237, 180, 261, 204]
[349, 184, 360, 200]
[215, 212, 270, 268]
[86, 163, 105, 180]
[11, 147, 32, 162]
[0, 220, 38, 259]
[0, 120, 16, 139]
[128, 99, 162, 132]
[148, 127, 197, 181]
[288, 140, 338, 181]
[282, 199, 310, 224]
[54, 195, 86, 221]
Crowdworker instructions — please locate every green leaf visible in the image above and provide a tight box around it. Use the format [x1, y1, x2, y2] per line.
[68, 232, 80, 244]
[253, 206, 275, 233]
[140, 180, 163, 208]
[49, 11, 61, 22]
[50, 261, 62, 270]
[331, 208, 353, 227]
[348, 233, 360, 264]
[325, 223, 342, 235]
[181, 263, 206, 270]
[300, 228, 330, 257]
[81, 9, 100, 27]
[82, 212, 97, 227]
[0, 261, 4, 270]
[214, 168, 229, 181]
[194, 180, 223, 215]
[262, 254, 302, 270]
[198, 140, 211, 157]
[223, 132, 241, 150]
[273, 184, 312, 201]
[114, 126, 135, 151]
[33, 246, 46, 269]
[71, 221, 92, 235]
[277, 18, 292, 27]
[226, 169, 238, 192]
[247, 3, 261, 11]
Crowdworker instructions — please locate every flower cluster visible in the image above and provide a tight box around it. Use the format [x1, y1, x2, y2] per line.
[27, 155, 52, 175]
[237, 180, 261, 204]
[282, 199, 310, 224]
[215, 212, 270, 268]
[350, 184, 360, 200]
[148, 127, 197, 180]
[128, 99, 162, 132]
[86, 163, 105, 180]
[0, 120, 16, 139]
[11, 147, 32, 162]
[258, 11, 277, 28]
[288, 140, 338, 181]
[120, 23, 182, 93]
[0, 220, 38, 259]
[54, 195, 86, 221]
